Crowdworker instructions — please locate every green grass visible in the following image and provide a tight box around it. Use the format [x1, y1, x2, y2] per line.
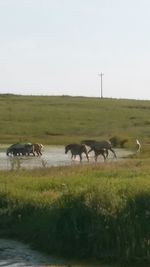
[0, 94, 150, 264]
[0, 94, 149, 145]
[0, 157, 150, 264]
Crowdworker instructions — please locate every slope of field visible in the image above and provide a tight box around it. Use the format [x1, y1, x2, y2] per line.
[0, 94, 149, 145]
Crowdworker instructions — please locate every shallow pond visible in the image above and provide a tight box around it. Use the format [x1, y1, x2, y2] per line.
[0, 145, 134, 170]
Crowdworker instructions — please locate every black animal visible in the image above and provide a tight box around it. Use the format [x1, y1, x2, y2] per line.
[65, 144, 89, 162]
[81, 139, 117, 158]
[88, 147, 108, 162]
[81, 140, 96, 147]
[6, 143, 35, 156]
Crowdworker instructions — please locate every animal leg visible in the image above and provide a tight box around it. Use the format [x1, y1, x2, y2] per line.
[102, 153, 106, 161]
[105, 149, 109, 159]
[110, 148, 117, 158]
[95, 151, 106, 162]
[88, 148, 93, 154]
[36, 149, 42, 156]
[71, 154, 76, 160]
[31, 150, 35, 156]
[95, 154, 98, 162]
[84, 152, 89, 161]
[36, 151, 40, 156]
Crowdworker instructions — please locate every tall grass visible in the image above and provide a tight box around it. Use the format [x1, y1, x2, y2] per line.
[0, 158, 150, 263]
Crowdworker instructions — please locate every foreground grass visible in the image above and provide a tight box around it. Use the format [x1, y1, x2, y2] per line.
[0, 155, 150, 264]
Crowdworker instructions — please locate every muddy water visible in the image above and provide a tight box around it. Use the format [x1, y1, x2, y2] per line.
[0, 145, 134, 170]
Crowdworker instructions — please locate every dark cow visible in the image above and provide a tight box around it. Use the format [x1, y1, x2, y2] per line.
[65, 143, 89, 162]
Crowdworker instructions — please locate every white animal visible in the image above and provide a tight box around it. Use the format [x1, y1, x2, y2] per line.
[136, 139, 141, 152]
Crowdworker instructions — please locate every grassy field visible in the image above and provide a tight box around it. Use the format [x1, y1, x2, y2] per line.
[0, 94, 150, 265]
[0, 94, 149, 145]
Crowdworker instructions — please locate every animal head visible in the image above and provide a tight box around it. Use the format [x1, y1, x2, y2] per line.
[65, 145, 70, 154]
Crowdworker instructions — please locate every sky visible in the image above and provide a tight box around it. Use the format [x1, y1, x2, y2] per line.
[0, 0, 150, 100]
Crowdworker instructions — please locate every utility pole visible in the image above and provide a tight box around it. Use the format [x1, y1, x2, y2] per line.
[98, 72, 104, 98]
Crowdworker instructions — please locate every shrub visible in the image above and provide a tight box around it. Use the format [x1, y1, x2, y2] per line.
[110, 136, 128, 148]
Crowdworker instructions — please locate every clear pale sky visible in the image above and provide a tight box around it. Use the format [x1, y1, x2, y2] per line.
[0, 0, 150, 99]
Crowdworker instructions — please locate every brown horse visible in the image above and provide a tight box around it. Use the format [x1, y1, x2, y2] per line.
[33, 144, 44, 156]
[65, 144, 89, 162]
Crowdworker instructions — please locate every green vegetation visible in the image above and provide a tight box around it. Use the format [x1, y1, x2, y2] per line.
[0, 94, 150, 264]
[0, 94, 149, 145]
[0, 159, 150, 264]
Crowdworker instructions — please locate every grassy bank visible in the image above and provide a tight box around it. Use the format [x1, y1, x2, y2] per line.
[0, 94, 149, 145]
[0, 155, 150, 264]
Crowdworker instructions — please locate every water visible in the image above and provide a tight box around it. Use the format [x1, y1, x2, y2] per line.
[0, 238, 67, 267]
[0, 145, 134, 170]
[0, 239, 116, 267]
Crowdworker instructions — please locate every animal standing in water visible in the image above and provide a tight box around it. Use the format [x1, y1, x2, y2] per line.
[88, 147, 108, 162]
[65, 143, 89, 162]
[81, 139, 117, 158]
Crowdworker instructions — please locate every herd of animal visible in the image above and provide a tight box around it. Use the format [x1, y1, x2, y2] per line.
[6, 140, 117, 162]
[65, 139, 141, 162]
[6, 143, 44, 157]
[65, 140, 117, 162]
